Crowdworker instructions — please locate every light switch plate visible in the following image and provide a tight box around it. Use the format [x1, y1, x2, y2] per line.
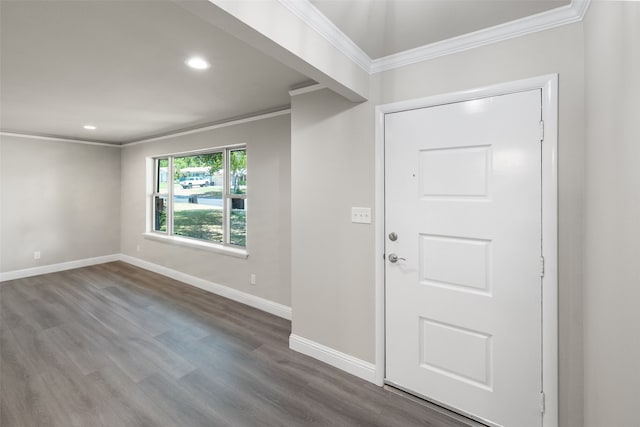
[351, 207, 371, 224]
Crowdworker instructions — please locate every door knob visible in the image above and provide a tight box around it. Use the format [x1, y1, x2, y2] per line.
[388, 253, 406, 263]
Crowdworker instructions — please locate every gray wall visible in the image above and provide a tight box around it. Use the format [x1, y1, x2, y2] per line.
[584, 3, 640, 426]
[291, 90, 376, 361]
[0, 135, 121, 272]
[291, 22, 585, 426]
[2, 4, 638, 424]
[120, 114, 291, 306]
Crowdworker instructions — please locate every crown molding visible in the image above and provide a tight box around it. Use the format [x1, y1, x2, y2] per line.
[279, 0, 590, 75]
[277, 0, 372, 73]
[2, 108, 291, 148]
[0, 131, 120, 147]
[2, 1, 590, 146]
[124, 108, 291, 146]
[371, 0, 590, 73]
[289, 83, 326, 97]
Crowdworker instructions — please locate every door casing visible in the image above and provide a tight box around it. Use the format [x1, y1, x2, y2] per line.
[374, 74, 559, 427]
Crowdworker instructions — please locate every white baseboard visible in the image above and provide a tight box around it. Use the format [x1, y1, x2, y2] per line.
[289, 334, 377, 383]
[0, 254, 121, 282]
[0, 253, 292, 321]
[119, 254, 292, 320]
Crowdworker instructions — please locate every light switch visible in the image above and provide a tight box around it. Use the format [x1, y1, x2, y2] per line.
[351, 207, 371, 224]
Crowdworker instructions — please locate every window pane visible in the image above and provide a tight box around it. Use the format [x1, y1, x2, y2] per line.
[173, 152, 224, 243]
[156, 158, 169, 193]
[153, 195, 167, 232]
[229, 149, 247, 195]
[174, 152, 223, 192]
[230, 198, 246, 247]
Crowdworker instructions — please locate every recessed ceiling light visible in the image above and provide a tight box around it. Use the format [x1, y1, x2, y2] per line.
[83, 125, 97, 130]
[186, 56, 210, 70]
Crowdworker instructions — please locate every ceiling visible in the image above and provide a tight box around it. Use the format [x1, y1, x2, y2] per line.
[0, 0, 309, 144]
[310, 0, 571, 59]
[1, 0, 572, 144]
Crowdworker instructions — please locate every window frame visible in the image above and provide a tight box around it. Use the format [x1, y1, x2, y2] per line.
[146, 145, 247, 257]
[151, 156, 171, 235]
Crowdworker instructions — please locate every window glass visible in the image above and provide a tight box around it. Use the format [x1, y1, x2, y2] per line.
[154, 195, 167, 232]
[173, 153, 224, 243]
[151, 148, 246, 248]
[229, 149, 247, 195]
[156, 158, 169, 193]
[229, 199, 246, 247]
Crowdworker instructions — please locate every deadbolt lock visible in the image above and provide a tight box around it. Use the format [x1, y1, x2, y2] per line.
[388, 232, 398, 241]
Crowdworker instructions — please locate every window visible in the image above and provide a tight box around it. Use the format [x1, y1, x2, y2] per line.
[151, 146, 247, 249]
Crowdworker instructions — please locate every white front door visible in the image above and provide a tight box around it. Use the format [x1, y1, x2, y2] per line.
[385, 90, 543, 427]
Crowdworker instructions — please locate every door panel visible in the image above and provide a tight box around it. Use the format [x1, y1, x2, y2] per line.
[385, 90, 542, 427]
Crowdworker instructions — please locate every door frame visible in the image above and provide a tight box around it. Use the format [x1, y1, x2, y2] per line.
[374, 74, 559, 427]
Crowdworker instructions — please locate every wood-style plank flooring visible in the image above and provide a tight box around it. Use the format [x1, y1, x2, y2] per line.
[0, 262, 479, 427]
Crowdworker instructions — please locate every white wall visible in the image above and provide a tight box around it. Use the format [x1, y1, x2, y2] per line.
[120, 114, 291, 306]
[583, 3, 640, 426]
[0, 135, 121, 272]
[291, 22, 585, 427]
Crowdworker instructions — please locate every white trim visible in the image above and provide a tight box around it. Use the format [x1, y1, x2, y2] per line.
[0, 131, 120, 148]
[143, 233, 248, 259]
[374, 74, 559, 427]
[1, 109, 291, 148]
[0, 253, 292, 320]
[148, 143, 246, 165]
[569, 0, 591, 21]
[276, 0, 589, 75]
[288, 84, 326, 97]
[120, 255, 291, 320]
[374, 99, 386, 387]
[289, 334, 377, 383]
[541, 74, 559, 427]
[0, 254, 121, 282]
[277, 0, 371, 73]
[370, 0, 590, 73]
[124, 109, 291, 147]
[146, 145, 248, 250]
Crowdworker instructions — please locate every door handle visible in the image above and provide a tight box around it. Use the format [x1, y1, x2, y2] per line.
[388, 253, 406, 263]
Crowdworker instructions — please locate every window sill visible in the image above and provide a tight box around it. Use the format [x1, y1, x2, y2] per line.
[143, 232, 248, 259]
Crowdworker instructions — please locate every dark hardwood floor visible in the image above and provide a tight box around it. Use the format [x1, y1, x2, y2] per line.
[0, 262, 479, 427]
